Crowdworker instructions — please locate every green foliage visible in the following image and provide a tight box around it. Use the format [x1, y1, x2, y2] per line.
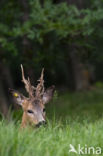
[1, 0, 103, 59]
[1, 0, 103, 85]
[95, 81, 103, 88]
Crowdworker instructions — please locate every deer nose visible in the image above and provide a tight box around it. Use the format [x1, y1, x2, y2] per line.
[36, 121, 47, 127]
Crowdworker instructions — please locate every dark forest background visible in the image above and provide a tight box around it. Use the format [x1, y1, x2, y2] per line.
[1, 0, 103, 118]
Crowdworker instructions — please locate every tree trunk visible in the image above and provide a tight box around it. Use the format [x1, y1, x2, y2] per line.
[0, 78, 9, 118]
[21, 0, 35, 84]
[0, 63, 14, 118]
[58, 0, 90, 90]
[68, 46, 90, 91]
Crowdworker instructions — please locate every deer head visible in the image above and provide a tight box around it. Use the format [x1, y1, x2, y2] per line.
[11, 65, 55, 128]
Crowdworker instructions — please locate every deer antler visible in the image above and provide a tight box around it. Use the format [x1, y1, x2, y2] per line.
[21, 64, 35, 98]
[35, 68, 44, 98]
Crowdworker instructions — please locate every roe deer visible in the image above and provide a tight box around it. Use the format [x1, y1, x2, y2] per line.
[11, 65, 55, 128]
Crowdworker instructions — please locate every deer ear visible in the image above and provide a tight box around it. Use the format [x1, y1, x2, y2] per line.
[43, 85, 55, 104]
[10, 89, 24, 106]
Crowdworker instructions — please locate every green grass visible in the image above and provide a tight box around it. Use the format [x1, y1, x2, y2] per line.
[0, 89, 103, 156]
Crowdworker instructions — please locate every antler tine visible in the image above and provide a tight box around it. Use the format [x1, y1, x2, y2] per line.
[35, 68, 45, 98]
[21, 64, 35, 98]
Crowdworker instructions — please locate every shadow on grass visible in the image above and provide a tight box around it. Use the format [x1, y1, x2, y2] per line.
[46, 88, 103, 125]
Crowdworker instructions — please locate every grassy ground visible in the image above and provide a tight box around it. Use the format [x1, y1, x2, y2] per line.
[0, 89, 103, 156]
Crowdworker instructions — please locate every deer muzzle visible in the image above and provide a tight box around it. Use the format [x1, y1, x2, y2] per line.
[36, 121, 47, 127]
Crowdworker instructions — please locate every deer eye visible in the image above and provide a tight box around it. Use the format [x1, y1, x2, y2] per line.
[43, 108, 46, 112]
[27, 110, 34, 114]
